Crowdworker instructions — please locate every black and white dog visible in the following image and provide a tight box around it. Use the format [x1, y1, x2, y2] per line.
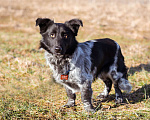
[36, 18, 132, 112]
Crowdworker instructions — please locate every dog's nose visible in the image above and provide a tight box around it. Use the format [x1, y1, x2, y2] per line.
[55, 46, 62, 53]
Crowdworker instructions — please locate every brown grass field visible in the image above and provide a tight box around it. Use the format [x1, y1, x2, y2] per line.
[0, 0, 150, 119]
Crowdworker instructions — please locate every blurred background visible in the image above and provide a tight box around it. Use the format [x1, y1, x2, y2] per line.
[1, 0, 150, 39]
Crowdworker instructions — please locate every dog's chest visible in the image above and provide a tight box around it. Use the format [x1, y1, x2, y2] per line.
[45, 52, 81, 92]
[44, 42, 94, 92]
[45, 52, 70, 76]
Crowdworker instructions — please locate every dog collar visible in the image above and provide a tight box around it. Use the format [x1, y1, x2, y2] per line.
[61, 67, 74, 81]
[64, 69, 71, 75]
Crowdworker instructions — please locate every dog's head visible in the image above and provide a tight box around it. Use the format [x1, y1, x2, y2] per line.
[36, 18, 83, 56]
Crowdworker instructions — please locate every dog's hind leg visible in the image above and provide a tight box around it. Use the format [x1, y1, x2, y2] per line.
[114, 81, 123, 103]
[97, 78, 112, 99]
[63, 87, 76, 108]
[110, 70, 132, 103]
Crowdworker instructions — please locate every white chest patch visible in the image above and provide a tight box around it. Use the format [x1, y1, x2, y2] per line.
[45, 42, 94, 93]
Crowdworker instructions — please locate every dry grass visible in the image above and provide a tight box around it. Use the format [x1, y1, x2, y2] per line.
[1, 0, 150, 39]
[0, 0, 150, 119]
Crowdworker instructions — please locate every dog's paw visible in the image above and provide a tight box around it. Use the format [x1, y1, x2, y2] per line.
[62, 102, 76, 108]
[115, 97, 123, 104]
[96, 94, 108, 99]
[63, 104, 76, 108]
[85, 107, 95, 113]
[84, 104, 95, 113]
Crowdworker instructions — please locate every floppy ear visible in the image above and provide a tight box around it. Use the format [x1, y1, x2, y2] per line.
[65, 19, 83, 36]
[36, 18, 54, 34]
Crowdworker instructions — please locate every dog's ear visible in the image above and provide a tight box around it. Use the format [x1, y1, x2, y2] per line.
[36, 18, 54, 34]
[65, 19, 83, 36]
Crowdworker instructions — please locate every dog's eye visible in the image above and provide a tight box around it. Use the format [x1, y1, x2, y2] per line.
[63, 34, 68, 39]
[50, 33, 55, 38]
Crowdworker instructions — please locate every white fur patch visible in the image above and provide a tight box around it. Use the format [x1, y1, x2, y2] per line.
[45, 41, 94, 93]
[118, 78, 132, 93]
[108, 42, 132, 92]
[108, 41, 121, 81]
[100, 85, 108, 96]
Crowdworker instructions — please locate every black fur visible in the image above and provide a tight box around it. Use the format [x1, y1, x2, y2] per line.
[36, 18, 132, 112]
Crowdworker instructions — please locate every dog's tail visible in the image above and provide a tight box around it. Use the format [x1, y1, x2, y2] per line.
[118, 78, 132, 93]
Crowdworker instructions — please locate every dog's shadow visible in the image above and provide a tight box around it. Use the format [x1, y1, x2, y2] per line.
[128, 63, 150, 75]
[126, 63, 150, 103]
[93, 63, 150, 110]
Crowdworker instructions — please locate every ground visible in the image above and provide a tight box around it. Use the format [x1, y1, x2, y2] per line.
[0, 0, 150, 119]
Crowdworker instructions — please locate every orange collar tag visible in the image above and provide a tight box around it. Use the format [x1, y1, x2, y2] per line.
[61, 75, 68, 80]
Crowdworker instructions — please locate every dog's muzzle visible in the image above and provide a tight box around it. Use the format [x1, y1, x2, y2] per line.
[55, 46, 62, 54]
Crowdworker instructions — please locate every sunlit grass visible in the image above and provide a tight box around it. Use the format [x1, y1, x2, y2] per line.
[0, 28, 150, 119]
[0, 0, 150, 119]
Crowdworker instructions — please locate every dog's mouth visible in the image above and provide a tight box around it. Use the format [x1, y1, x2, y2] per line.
[55, 46, 63, 55]
[55, 53, 62, 56]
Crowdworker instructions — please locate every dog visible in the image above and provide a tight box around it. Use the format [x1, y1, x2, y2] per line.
[36, 18, 132, 112]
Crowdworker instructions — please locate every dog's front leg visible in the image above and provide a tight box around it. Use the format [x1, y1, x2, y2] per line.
[63, 87, 76, 108]
[81, 81, 95, 112]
